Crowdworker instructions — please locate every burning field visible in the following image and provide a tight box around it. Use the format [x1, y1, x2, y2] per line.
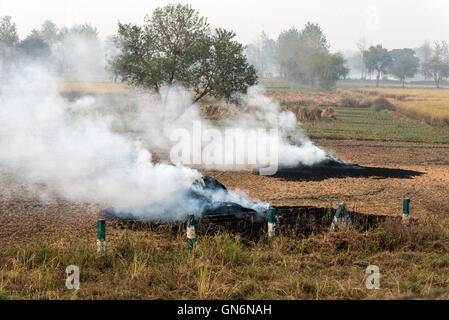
[0, 72, 449, 299]
[1, 134, 449, 299]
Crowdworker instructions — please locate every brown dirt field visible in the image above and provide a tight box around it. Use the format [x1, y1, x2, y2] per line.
[203, 139, 449, 220]
[1, 139, 448, 243]
[0, 138, 448, 300]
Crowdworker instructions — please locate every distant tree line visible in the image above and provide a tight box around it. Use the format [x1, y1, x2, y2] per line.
[246, 26, 449, 89]
[347, 39, 449, 88]
[245, 23, 349, 90]
[3, 7, 448, 92]
[0, 6, 257, 106]
[0, 16, 108, 81]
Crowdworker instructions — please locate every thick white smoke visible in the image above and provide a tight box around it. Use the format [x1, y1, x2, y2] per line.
[0, 66, 200, 208]
[235, 86, 328, 167]
[0, 65, 271, 220]
[101, 85, 328, 171]
[0, 33, 329, 221]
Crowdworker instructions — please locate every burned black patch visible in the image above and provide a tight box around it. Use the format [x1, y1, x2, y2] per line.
[99, 176, 261, 222]
[262, 157, 423, 181]
[99, 175, 412, 240]
[102, 205, 407, 241]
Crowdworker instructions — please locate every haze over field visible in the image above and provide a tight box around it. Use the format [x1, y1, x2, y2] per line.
[1, 0, 449, 51]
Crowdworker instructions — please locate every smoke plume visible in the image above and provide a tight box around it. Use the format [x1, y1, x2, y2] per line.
[0, 65, 272, 220]
[0, 35, 330, 220]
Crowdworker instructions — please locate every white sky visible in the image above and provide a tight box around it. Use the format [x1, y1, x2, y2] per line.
[1, 0, 449, 52]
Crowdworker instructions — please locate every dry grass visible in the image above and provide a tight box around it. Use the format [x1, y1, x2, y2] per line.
[57, 82, 131, 94]
[0, 218, 448, 300]
[199, 104, 240, 120]
[357, 89, 449, 128]
[267, 91, 344, 107]
[291, 106, 321, 121]
[266, 88, 449, 129]
[321, 107, 338, 120]
[266, 90, 370, 109]
[371, 98, 396, 112]
[0, 82, 131, 94]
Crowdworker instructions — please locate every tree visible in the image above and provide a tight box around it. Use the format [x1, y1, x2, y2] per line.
[275, 27, 301, 79]
[356, 38, 367, 80]
[53, 23, 105, 78]
[434, 41, 449, 62]
[38, 20, 60, 46]
[296, 22, 329, 86]
[109, 3, 257, 105]
[389, 49, 420, 88]
[18, 33, 51, 64]
[313, 52, 348, 90]
[275, 22, 329, 85]
[299, 22, 329, 52]
[422, 56, 449, 88]
[0, 16, 19, 46]
[197, 28, 258, 102]
[422, 43, 449, 89]
[415, 40, 433, 63]
[363, 45, 392, 87]
[245, 31, 276, 78]
[0, 16, 19, 80]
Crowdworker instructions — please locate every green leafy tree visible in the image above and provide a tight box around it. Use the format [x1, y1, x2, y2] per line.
[363, 45, 392, 87]
[192, 28, 257, 103]
[389, 49, 420, 88]
[109, 3, 256, 106]
[275, 22, 329, 85]
[299, 22, 329, 52]
[313, 52, 348, 90]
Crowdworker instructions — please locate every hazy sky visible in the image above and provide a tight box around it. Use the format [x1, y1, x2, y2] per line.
[1, 0, 449, 52]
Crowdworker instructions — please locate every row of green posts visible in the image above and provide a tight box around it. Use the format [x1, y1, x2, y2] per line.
[95, 199, 411, 253]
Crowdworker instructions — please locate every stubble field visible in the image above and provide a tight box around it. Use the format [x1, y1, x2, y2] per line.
[0, 84, 449, 300]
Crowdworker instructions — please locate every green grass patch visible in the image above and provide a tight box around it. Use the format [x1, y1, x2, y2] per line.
[300, 107, 449, 143]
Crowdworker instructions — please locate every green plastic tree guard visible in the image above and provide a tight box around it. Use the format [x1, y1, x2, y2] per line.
[403, 198, 410, 214]
[402, 198, 411, 226]
[97, 219, 106, 254]
[268, 207, 276, 239]
[331, 203, 351, 231]
[335, 203, 346, 218]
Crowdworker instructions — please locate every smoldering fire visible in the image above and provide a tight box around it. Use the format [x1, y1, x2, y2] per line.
[0, 62, 332, 222]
